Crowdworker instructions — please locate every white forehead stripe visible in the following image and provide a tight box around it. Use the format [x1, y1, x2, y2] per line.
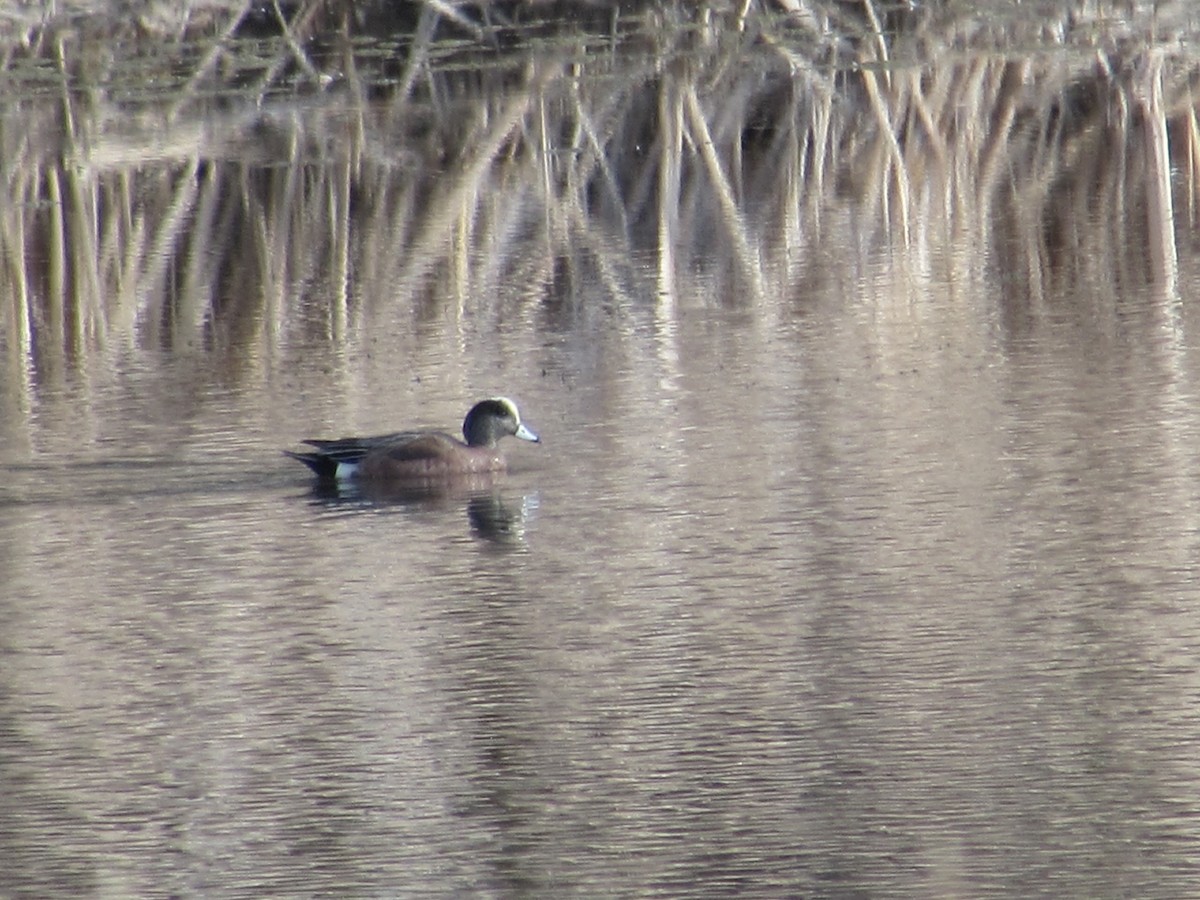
[489, 396, 521, 421]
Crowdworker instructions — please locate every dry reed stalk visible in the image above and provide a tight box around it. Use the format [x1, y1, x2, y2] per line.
[1187, 108, 1200, 225]
[682, 83, 765, 303]
[569, 84, 630, 235]
[175, 162, 222, 345]
[395, 81, 536, 295]
[857, 65, 911, 245]
[3, 0, 1200, 380]
[657, 78, 682, 307]
[169, 1, 256, 123]
[1137, 51, 1178, 294]
[63, 168, 94, 353]
[46, 166, 66, 357]
[256, 0, 332, 97]
[330, 157, 353, 340]
[4, 171, 34, 384]
[396, 6, 440, 103]
[419, 0, 485, 41]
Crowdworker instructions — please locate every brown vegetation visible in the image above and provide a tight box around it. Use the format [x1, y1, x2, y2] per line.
[2, 0, 1199, 378]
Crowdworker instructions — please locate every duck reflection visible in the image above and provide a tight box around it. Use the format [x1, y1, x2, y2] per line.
[465, 490, 535, 544]
[304, 472, 535, 544]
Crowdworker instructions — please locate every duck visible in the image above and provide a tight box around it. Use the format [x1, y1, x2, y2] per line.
[285, 397, 539, 481]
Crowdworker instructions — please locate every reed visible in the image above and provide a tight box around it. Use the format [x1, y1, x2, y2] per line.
[1, 0, 1198, 389]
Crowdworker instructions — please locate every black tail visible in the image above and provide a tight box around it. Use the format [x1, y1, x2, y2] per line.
[283, 450, 340, 480]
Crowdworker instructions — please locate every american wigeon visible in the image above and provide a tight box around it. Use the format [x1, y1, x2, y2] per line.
[285, 397, 540, 481]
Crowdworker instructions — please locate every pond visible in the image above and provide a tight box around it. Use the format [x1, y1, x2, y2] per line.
[4, 1, 1200, 896]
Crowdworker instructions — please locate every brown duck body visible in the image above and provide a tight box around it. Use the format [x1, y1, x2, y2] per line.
[353, 432, 506, 478]
[285, 398, 539, 482]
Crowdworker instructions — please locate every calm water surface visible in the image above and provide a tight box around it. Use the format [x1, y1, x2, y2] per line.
[6, 247, 1200, 897]
[6, 17, 1200, 895]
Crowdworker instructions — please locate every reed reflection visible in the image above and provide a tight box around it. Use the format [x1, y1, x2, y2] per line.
[2, 1, 1197, 411]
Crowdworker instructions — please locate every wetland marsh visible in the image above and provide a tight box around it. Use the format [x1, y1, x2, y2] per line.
[4, 2, 1200, 895]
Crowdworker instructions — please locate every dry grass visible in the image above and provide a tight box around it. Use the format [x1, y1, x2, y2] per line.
[2, 0, 1199, 384]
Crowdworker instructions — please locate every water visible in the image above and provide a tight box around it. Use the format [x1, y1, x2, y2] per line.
[7, 253, 1200, 896]
[6, 5, 1200, 896]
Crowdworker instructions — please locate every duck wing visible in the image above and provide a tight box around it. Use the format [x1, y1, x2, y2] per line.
[301, 431, 427, 464]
